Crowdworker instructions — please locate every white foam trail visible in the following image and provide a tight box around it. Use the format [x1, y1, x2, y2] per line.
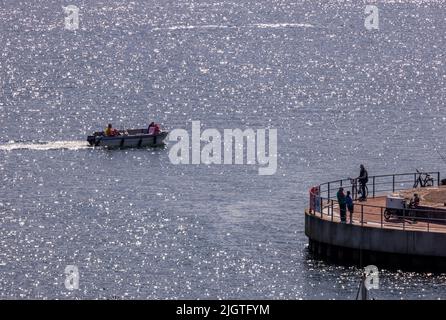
[0, 140, 90, 151]
[152, 24, 226, 31]
[152, 22, 314, 32]
[249, 23, 314, 29]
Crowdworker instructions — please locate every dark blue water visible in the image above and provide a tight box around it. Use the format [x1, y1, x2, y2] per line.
[1, 0, 446, 299]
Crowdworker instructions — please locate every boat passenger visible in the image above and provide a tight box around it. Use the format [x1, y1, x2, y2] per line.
[154, 123, 161, 135]
[104, 124, 118, 136]
[148, 122, 155, 134]
[148, 122, 161, 135]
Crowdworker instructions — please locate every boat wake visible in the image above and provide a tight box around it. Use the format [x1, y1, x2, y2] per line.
[0, 140, 90, 151]
[151, 22, 314, 32]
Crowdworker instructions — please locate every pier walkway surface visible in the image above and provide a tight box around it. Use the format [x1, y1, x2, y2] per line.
[319, 195, 446, 233]
[308, 171, 446, 233]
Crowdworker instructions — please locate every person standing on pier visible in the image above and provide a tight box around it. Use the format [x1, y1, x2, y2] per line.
[337, 187, 347, 223]
[346, 191, 354, 224]
[357, 164, 368, 201]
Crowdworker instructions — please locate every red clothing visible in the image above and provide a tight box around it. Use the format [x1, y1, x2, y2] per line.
[149, 123, 161, 135]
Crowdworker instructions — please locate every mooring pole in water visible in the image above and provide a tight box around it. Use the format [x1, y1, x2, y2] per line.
[356, 273, 369, 300]
[361, 274, 369, 300]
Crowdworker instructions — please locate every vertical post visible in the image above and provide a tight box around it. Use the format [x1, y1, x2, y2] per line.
[403, 208, 405, 231]
[438, 172, 441, 186]
[361, 205, 364, 226]
[321, 197, 324, 219]
[351, 181, 355, 201]
[372, 176, 375, 198]
[361, 275, 369, 300]
[380, 207, 383, 228]
[331, 200, 334, 222]
[326, 199, 329, 217]
[392, 175, 395, 193]
[328, 182, 331, 201]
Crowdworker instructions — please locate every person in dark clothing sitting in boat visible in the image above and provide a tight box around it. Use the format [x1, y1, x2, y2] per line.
[104, 123, 119, 137]
[357, 164, 368, 201]
[148, 122, 161, 135]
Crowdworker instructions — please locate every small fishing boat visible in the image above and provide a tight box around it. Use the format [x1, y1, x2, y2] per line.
[87, 129, 168, 148]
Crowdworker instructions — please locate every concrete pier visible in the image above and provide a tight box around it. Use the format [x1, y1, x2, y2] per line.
[305, 172, 446, 271]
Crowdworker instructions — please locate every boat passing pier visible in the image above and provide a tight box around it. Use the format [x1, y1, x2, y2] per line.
[305, 171, 446, 271]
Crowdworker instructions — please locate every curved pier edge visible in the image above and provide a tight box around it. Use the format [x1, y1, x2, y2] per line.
[308, 239, 446, 272]
[305, 211, 446, 272]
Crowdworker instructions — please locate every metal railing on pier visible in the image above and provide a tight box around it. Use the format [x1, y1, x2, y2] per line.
[308, 171, 444, 233]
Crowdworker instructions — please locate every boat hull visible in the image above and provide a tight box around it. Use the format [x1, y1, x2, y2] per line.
[87, 131, 168, 149]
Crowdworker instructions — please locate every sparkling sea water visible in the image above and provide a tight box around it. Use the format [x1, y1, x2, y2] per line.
[1, 0, 446, 299]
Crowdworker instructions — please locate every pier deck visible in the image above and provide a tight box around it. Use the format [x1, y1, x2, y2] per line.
[306, 172, 446, 269]
[320, 195, 446, 233]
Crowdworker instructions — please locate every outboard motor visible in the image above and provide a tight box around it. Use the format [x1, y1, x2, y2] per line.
[87, 135, 96, 146]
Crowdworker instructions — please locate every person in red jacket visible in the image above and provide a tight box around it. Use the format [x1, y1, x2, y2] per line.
[148, 122, 161, 135]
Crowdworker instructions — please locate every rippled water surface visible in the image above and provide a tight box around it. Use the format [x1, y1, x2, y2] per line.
[1, 0, 446, 299]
